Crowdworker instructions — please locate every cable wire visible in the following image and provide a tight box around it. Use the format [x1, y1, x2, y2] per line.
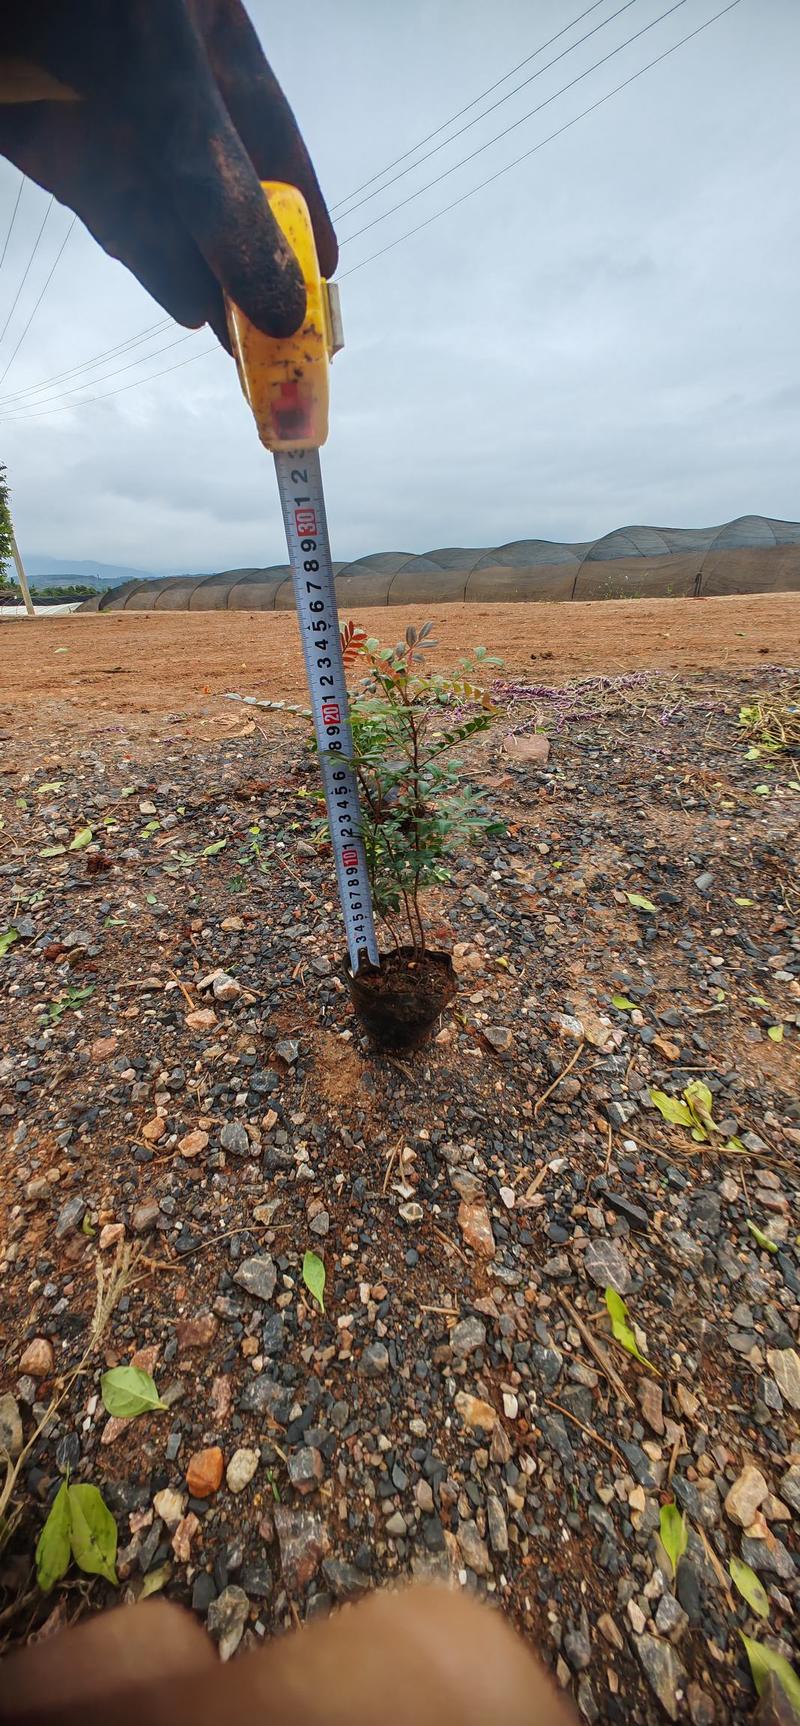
[340, 0, 741, 278]
[1, 340, 219, 423]
[0, 174, 25, 272]
[334, 0, 641, 225]
[339, 0, 687, 247]
[0, 215, 76, 389]
[0, 317, 174, 406]
[2, 0, 741, 423]
[2, 327, 201, 415]
[0, 194, 54, 348]
[330, 0, 612, 214]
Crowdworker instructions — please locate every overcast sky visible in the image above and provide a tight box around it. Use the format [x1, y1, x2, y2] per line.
[1, 0, 798, 575]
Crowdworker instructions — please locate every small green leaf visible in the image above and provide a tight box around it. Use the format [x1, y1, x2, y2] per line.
[744, 747, 761, 760]
[749, 995, 769, 1008]
[0, 928, 20, 957]
[747, 1220, 778, 1254]
[302, 1250, 326, 1314]
[36, 1480, 72, 1592]
[203, 839, 227, 856]
[81, 1214, 97, 1238]
[754, 785, 771, 796]
[767, 1025, 784, 1043]
[649, 1088, 694, 1128]
[69, 827, 93, 851]
[100, 1365, 167, 1419]
[39, 845, 66, 858]
[67, 1483, 118, 1584]
[605, 1287, 654, 1370]
[35, 782, 63, 795]
[659, 1502, 688, 1581]
[611, 994, 637, 1011]
[734, 897, 753, 906]
[730, 1559, 769, 1619]
[141, 1561, 172, 1598]
[741, 1636, 800, 1712]
[626, 892, 657, 912]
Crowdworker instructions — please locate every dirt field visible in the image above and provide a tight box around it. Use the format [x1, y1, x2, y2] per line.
[1, 593, 798, 743]
[1, 596, 798, 1720]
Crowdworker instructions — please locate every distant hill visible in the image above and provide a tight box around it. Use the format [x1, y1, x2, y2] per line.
[23, 554, 160, 586]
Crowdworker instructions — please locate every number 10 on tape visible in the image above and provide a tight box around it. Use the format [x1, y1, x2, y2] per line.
[274, 448, 379, 972]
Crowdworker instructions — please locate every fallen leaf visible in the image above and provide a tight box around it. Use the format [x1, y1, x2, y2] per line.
[746, 1220, 778, 1254]
[729, 1559, 769, 1619]
[611, 994, 637, 1011]
[626, 892, 657, 912]
[659, 1502, 688, 1581]
[741, 1636, 800, 1712]
[605, 1288, 654, 1371]
[767, 1025, 784, 1043]
[302, 1250, 326, 1314]
[100, 1366, 167, 1418]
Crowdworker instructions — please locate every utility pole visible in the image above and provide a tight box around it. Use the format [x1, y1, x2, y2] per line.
[10, 524, 34, 616]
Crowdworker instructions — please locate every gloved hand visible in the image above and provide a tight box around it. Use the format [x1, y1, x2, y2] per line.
[0, 0, 338, 347]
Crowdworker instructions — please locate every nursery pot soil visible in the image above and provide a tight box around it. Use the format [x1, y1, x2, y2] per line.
[344, 947, 456, 1051]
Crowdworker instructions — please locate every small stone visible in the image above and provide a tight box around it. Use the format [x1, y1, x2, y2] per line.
[152, 1488, 186, 1528]
[172, 1512, 200, 1563]
[226, 1447, 259, 1494]
[655, 1593, 688, 1640]
[484, 1026, 513, 1052]
[766, 1348, 800, 1410]
[207, 1585, 249, 1662]
[755, 1671, 800, 1726]
[191, 1570, 216, 1612]
[584, 1237, 631, 1294]
[186, 1446, 224, 1498]
[635, 1634, 688, 1723]
[185, 1008, 217, 1033]
[210, 1375, 232, 1422]
[450, 1316, 487, 1357]
[456, 1520, 492, 1575]
[132, 1199, 161, 1233]
[310, 1209, 331, 1235]
[687, 1682, 716, 1726]
[627, 1600, 646, 1635]
[359, 1342, 389, 1377]
[274, 1507, 330, 1590]
[454, 1391, 497, 1433]
[598, 1613, 624, 1652]
[220, 1121, 250, 1158]
[385, 1511, 407, 1539]
[398, 1202, 423, 1224]
[91, 1036, 118, 1061]
[502, 731, 550, 764]
[141, 1116, 166, 1144]
[19, 1337, 54, 1379]
[287, 1447, 324, 1494]
[457, 1200, 495, 1259]
[212, 972, 241, 1002]
[240, 1562, 273, 1600]
[725, 1464, 769, 1527]
[233, 1255, 277, 1302]
[322, 1559, 370, 1599]
[486, 1490, 508, 1554]
[676, 1385, 700, 1420]
[638, 1378, 665, 1435]
[99, 1222, 125, 1250]
[778, 1464, 800, 1515]
[55, 1195, 86, 1237]
[606, 1191, 650, 1231]
[178, 1129, 208, 1158]
[275, 1038, 300, 1064]
[0, 1393, 23, 1460]
[175, 1313, 218, 1349]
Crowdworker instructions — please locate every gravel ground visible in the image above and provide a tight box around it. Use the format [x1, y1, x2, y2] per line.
[1, 660, 798, 1723]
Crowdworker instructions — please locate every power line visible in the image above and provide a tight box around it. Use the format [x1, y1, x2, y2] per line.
[0, 215, 76, 390]
[1, 327, 200, 415]
[2, 0, 741, 424]
[0, 317, 173, 406]
[0, 175, 25, 272]
[330, 0, 611, 215]
[0, 194, 54, 347]
[1, 339, 219, 423]
[334, 0, 641, 225]
[340, 0, 741, 279]
[339, 0, 687, 248]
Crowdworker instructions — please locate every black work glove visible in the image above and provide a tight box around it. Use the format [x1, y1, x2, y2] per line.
[0, 0, 338, 347]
